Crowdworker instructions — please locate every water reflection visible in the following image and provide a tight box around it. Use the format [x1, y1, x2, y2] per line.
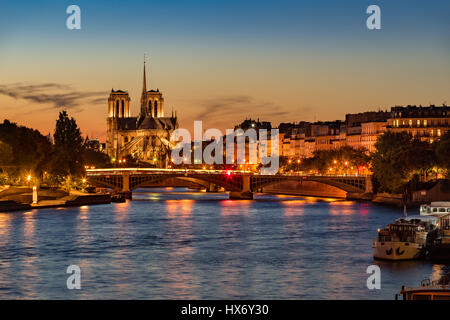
[0, 212, 12, 241]
[163, 199, 195, 298]
[0, 188, 448, 299]
[19, 210, 39, 299]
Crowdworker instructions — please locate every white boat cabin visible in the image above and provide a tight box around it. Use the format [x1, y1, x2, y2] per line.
[420, 202, 450, 216]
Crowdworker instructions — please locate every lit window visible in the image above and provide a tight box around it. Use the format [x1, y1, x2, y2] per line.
[409, 120, 413, 127]
[417, 120, 420, 127]
[438, 129, 441, 137]
[424, 120, 427, 127]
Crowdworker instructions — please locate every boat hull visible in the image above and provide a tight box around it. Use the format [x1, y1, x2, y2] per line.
[428, 244, 450, 261]
[373, 241, 424, 260]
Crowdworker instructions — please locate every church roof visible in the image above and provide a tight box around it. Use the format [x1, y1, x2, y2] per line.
[114, 116, 178, 131]
[138, 117, 178, 130]
[115, 118, 138, 130]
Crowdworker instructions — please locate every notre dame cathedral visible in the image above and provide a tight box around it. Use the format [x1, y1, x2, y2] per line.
[106, 62, 178, 166]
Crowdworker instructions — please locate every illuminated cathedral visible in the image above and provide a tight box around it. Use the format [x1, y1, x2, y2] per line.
[106, 62, 178, 166]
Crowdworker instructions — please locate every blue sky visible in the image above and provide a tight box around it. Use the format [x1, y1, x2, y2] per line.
[0, 0, 449, 138]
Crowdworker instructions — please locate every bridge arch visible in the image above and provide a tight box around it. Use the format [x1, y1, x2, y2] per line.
[88, 173, 244, 192]
[251, 176, 366, 194]
[129, 174, 243, 191]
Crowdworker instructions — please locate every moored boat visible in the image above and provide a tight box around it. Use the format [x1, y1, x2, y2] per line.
[111, 193, 126, 203]
[420, 201, 450, 216]
[427, 213, 450, 260]
[398, 275, 450, 300]
[373, 216, 437, 261]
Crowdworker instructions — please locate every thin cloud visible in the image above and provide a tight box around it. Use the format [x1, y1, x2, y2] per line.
[0, 82, 106, 111]
[193, 95, 292, 126]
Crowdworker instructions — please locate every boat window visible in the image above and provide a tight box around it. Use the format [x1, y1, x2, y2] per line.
[434, 295, 450, 300]
[412, 294, 432, 300]
[447, 208, 450, 212]
[433, 208, 438, 212]
[440, 208, 446, 212]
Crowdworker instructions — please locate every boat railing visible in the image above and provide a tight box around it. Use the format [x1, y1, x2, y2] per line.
[420, 276, 450, 288]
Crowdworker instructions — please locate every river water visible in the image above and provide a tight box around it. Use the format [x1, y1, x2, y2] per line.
[0, 188, 448, 299]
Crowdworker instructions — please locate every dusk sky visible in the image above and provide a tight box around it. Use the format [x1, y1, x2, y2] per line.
[0, 0, 449, 140]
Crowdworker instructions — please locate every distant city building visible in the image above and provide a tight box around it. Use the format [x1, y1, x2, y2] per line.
[387, 105, 450, 143]
[234, 118, 272, 131]
[345, 110, 390, 128]
[84, 138, 102, 152]
[278, 106, 448, 160]
[106, 62, 178, 166]
[361, 121, 387, 153]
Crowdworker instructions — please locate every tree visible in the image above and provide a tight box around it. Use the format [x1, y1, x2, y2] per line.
[50, 111, 85, 180]
[0, 120, 52, 181]
[0, 141, 13, 165]
[435, 131, 450, 177]
[82, 149, 110, 168]
[301, 146, 369, 174]
[371, 131, 436, 194]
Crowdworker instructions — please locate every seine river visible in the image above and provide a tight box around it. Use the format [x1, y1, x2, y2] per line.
[0, 188, 448, 299]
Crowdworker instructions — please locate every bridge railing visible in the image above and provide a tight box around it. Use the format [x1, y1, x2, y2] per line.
[86, 168, 370, 178]
[86, 168, 253, 176]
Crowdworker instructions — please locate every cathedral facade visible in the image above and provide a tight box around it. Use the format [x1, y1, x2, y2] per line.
[106, 63, 178, 166]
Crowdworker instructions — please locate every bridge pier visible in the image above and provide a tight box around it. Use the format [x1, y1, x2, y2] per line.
[122, 174, 132, 199]
[229, 175, 253, 200]
[365, 176, 373, 193]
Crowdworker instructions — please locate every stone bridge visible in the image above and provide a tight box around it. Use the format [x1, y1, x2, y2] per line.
[86, 168, 372, 200]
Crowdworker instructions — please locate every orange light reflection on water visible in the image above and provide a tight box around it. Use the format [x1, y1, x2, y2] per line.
[0, 212, 12, 240]
[113, 201, 130, 222]
[21, 210, 39, 298]
[220, 200, 251, 215]
[328, 200, 357, 216]
[166, 199, 194, 218]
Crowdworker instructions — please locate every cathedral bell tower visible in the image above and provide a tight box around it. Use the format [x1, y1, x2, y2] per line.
[108, 90, 131, 118]
[106, 89, 131, 158]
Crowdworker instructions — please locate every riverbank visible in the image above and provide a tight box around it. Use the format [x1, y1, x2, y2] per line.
[0, 191, 111, 212]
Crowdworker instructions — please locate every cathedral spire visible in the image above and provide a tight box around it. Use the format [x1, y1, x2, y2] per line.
[140, 57, 148, 114]
[142, 58, 147, 93]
